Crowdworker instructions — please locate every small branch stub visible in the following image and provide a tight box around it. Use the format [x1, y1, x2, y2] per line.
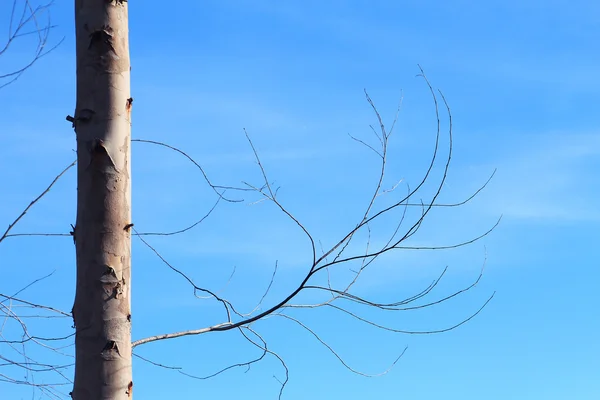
[66, 109, 95, 128]
[70, 224, 76, 244]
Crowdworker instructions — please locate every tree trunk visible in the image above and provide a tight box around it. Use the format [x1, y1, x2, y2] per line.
[71, 1, 132, 398]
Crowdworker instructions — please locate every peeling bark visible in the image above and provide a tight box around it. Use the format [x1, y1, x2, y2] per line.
[71, 0, 132, 398]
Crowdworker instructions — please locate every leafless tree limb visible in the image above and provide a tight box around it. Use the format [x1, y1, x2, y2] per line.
[130, 72, 499, 392]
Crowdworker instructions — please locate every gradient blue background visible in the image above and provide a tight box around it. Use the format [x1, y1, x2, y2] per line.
[1, 1, 598, 399]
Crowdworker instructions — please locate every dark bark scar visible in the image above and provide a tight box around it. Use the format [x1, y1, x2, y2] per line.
[101, 340, 121, 356]
[88, 26, 116, 55]
[89, 139, 118, 171]
[101, 266, 118, 281]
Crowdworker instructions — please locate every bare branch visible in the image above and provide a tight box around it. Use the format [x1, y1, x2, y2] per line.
[132, 323, 231, 348]
[132, 73, 499, 365]
[0, 160, 75, 245]
[243, 129, 318, 267]
[241, 326, 289, 400]
[0, 0, 63, 89]
[134, 195, 221, 237]
[0, 294, 70, 318]
[277, 313, 407, 377]
[0, 270, 56, 304]
[134, 327, 277, 386]
[132, 227, 234, 323]
[132, 138, 247, 203]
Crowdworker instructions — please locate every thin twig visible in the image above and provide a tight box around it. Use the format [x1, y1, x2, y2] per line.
[0, 160, 76, 245]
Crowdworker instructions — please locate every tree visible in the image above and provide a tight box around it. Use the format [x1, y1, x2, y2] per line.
[68, 0, 133, 398]
[1, 1, 498, 398]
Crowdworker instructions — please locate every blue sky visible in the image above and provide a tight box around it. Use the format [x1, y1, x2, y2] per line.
[1, 0, 599, 399]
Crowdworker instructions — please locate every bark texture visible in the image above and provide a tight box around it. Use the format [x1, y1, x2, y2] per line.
[72, 1, 132, 398]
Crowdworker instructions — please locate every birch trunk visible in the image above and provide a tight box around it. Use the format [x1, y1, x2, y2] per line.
[71, 1, 132, 398]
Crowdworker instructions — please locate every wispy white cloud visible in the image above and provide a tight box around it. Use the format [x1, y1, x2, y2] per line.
[469, 132, 600, 222]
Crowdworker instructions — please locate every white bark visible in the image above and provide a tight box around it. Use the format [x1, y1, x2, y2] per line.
[71, 1, 132, 398]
